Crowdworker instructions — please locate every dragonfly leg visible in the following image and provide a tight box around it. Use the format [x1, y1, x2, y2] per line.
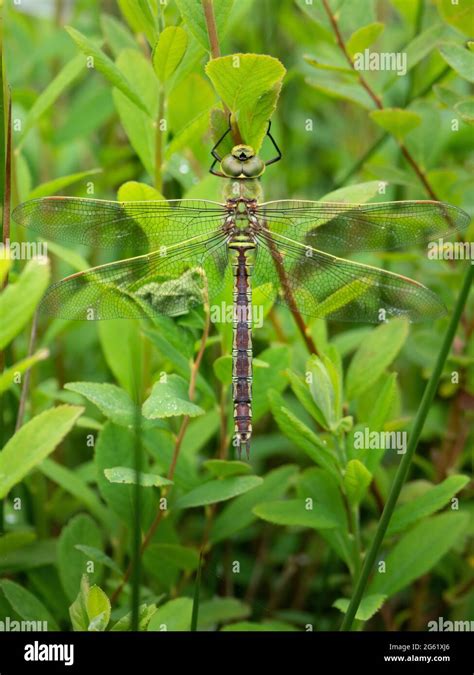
[210, 114, 232, 162]
[264, 120, 282, 167]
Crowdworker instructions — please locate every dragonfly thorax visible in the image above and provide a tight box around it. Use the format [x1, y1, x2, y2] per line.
[221, 144, 265, 178]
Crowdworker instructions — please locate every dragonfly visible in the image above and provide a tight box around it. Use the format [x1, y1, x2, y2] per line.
[13, 120, 470, 457]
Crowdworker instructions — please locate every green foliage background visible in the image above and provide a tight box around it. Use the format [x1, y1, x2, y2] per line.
[0, 0, 473, 632]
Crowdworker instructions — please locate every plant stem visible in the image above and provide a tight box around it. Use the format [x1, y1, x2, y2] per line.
[340, 262, 474, 631]
[321, 0, 440, 201]
[155, 91, 165, 192]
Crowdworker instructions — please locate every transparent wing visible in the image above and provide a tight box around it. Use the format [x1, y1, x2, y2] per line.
[258, 200, 470, 254]
[254, 230, 446, 323]
[39, 232, 230, 320]
[13, 197, 228, 251]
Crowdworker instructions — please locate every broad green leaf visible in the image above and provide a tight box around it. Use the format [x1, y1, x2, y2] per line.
[98, 318, 144, 398]
[0, 579, 59, 631]
[401, 24, 445, 75]
[343, 460, 372, 505]
[199, 598, 250, 629]
[346, 318, 409, 399]
[176, 475, 263, 509]
[18, 54, 84, 144]
[39, 458, 116, 530]
[0, 405, 83, 499]
[307, 72, 373, 109]
[69, 575, 89, 632]
[104, 466, 172, 487]
[0, 540, 56, 573]
[110, 604, 157, 631]
[439, 43, 474, 83]
[117, 181, 164, 202]
[147, 597, 193, 631]
[210, 465, 297, 543]
[118, 0, 158, 45]
[369, 108, 422, 140]
[320, 180, 382, 204]
[253, 499, 338, 529]
[28, 169, 102, 200]
[0, 532, 36, 556]
[203, 459, 251, 478]
[433, 84, 463, 109]
[153, 26, 188, 83]
[58, 514, 103, 601]
[142, 374, 205, 419]
[205, 54, 286, 150]
[455, 99, 474, 125]
[65, 381, 139, 427]
[175, 0, 234, 50]
[0, 349, 48, 395]
[101, 13, 138, 56]
[95, 423, 157, 528]
[370, 513, 469, 598]
[387, 475, 469, 536]
[65, 27, 150, 114]
[0, 257, 50, 350]
[86, 585, 111, 632]
[367, 373, 398, 431]
[75, 545, 122, 575]
[333, 593, 386, 621]
[222, 620, 298, 631]
[288, 371, 327, 428]
[306, 355, 337, 429]
[268, 390, 339, 478]
[347, 23, 384, 58]
[144, 544, 199, 578]
[436, 0, 473, 37]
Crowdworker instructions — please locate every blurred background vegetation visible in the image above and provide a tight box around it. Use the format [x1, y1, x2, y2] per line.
[0, 0, 473, 632]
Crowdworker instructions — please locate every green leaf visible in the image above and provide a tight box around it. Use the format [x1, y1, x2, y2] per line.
[199, 598, 250, 629]
[176, 475, 263, 509]
[346, 318, 409, 399]
[0, 531, 36, 556]
[0, 349, 49, 395]
[370, 513, 469, 598]
[86, 585, 111, 632]
[144, 544, 200, 576]
[110, 604, 157, 631]
[203, 459, 251, 478]
[222, 620, 298, 631]
[39, 458, 116, 530]
[117, 180, 164, 202]
[387, 475, 469, 536]
[64, 381, 137, 427]
[0, 258, 50, 350]
[58, 514, 103, 601]
[43, 240, 89, 272]
[65, 26, 150, 114]
[347, 23, 384, 58]
[74, 545, 122, 575]
[69, 575, 90, 631]
[98, 318, 144, 398]
[0, 405, 83, 499]
[0, 579, 59, 630]
[118, 0, 158, 45]
[455, 99, 474, 125]
[0, 540, 57, 574]
[95, 423, 156, 528]
[153, 26, 188, 83]
[18, 54, 85, 144]
[436, 0, 473, 38]
[205, 54, 286, 150]
[439, 43, 474, 83]
[142, 374, 205, 419]
[147, 597, 193, 631]
[253, 499, 338, 529]
[175, 0, 234, 50]
[367, 373, 398, 431]
[320, 180, 382, 204]
[28, 169, 102, 200]
[210, 465, 297, 543]
[306, 355, 337, 429]
[369, 108, 422, 140]
[333, 593, 386, 621]
[104, 466, 172, 487]
[343, 460, 372, 505]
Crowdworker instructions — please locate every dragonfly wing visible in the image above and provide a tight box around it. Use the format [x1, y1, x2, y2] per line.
[254, 230, 446, 323]
[13, 197, 228, 251]
[39, 232, 230, 320]
[258, 200, 470, 254]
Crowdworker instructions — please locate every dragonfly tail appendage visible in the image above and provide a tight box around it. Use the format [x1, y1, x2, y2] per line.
[231, 244, 254, 460]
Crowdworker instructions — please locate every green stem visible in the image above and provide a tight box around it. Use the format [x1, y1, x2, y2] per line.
[340, 263, 474, 631]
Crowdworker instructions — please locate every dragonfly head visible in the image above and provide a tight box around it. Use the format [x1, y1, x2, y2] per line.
[221, 144, 265, 178]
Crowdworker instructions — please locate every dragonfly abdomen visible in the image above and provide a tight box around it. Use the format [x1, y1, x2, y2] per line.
[229, 241, 255, 458]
